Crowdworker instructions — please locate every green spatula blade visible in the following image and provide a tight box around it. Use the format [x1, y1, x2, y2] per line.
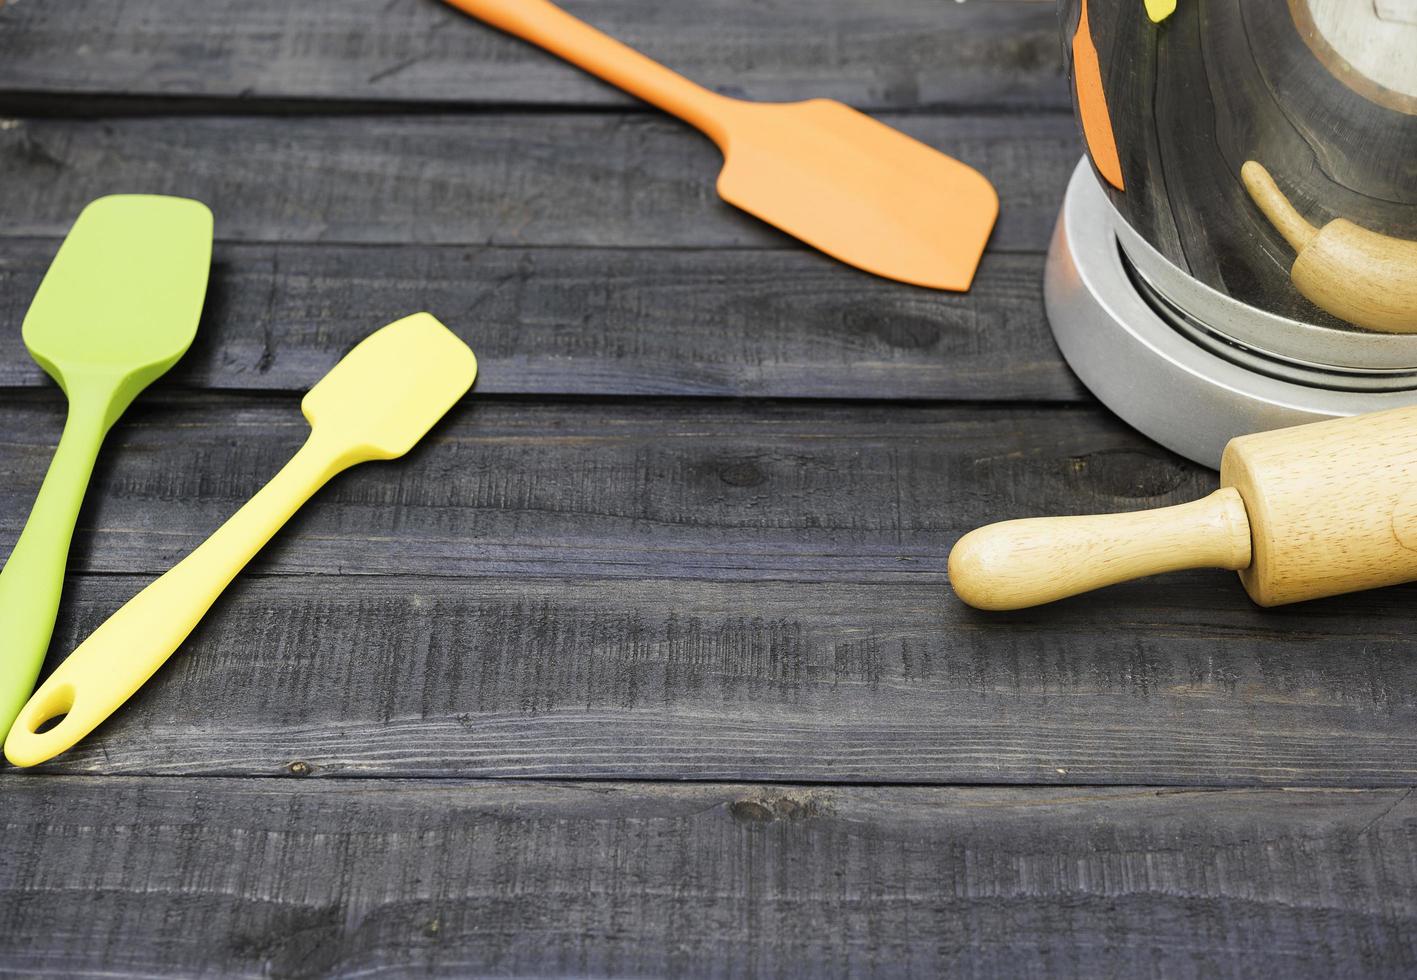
[0, 194, 212, 741]
[24, 195, 213, 421]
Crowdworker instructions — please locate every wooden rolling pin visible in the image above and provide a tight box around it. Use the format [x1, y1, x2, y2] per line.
[1242, 161, 1417, 333]
[949, 404, 1417, 609]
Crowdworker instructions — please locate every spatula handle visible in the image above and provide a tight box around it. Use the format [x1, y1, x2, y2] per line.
[442, 0, 732, 140]
[0, 399, 106, 741]
[4, 433, 353, 767]
[948, 488, 1253, 610]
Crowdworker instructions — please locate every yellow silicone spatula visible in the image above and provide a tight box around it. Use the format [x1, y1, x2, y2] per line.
[5, 313, 477, 767]
[441, 0, 998, 291]
[0, 195, 211, 742]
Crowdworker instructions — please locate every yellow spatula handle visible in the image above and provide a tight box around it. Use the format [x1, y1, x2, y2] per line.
[442, 0, 731, 138]
[4, 432, 354, 767]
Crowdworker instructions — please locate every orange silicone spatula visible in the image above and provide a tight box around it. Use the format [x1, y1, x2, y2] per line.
[442, 0, 998, 291]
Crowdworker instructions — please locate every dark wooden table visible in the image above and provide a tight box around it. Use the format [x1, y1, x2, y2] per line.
[0, 2, 1414, 977]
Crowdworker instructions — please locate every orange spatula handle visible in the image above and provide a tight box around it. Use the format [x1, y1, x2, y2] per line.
[443, 0, 731, 140]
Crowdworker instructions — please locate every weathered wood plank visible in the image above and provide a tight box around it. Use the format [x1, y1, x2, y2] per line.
[0, 113, 1081, 252]
[0, 0, 1066, 112]
[0, 396, 1408, 783]
[0, 395, 1206, 582]
[25, 567, 1417, 783]
[2, 778, 1414, 978]
[0, 240, 1080, 401]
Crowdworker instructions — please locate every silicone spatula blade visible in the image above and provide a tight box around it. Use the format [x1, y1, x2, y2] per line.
[5, 313, 476, 767]
[0, 194, 211, 741]
[441, 0, 998, 291]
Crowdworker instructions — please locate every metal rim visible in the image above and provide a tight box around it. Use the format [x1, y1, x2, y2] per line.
[1045, 160, 1417, 468]
[1109, 187, 1417, 372]
[1125, 259, 1417, 392]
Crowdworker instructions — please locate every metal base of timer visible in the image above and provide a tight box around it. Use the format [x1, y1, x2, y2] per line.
[1043, 160, 1417, 468]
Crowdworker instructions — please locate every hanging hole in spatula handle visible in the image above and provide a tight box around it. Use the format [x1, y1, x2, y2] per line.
[6, 681, 83, 767]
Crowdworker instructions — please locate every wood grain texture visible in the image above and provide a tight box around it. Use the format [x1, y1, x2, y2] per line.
[0, 0, 1065, 112]
[0, 395, 1212, 583]
[25, 566, 1417, 782]
[2, 777, 1415, 979]
[0, 396, 1403, 782]
[1224, 404, 1417, 605]
[0, 240, 1082, 401]
[0, 113, 1080, 253]
[949, 488, 1252, 611]
[7, 0, 1411, 972]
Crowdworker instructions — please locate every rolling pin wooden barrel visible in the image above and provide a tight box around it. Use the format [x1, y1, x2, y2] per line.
[949, 405, 1417, 609]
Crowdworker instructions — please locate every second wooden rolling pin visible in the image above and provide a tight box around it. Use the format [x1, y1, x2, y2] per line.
[949, 404, 1417, 609]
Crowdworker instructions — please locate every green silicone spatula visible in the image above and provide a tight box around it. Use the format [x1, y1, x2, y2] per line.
[0, 194, 212, 741]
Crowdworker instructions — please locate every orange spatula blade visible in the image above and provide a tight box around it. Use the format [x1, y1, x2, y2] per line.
[715, 99, 998, 291]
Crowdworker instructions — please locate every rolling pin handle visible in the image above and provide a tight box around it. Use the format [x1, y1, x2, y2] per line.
[949, 488, 1253, 611]
[1241, 161, 1318, 253]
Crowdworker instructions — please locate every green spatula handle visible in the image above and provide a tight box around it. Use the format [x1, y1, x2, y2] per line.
[0, 387, 109, 738]
[4, 432, 355, 767]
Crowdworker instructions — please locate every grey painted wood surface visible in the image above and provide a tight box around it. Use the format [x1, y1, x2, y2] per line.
[0, 396, 1408, 784]
[1, 0, 1411, 973]
[0, 241, 1082, 401]
[25, 568, 1417, 782]
[0, 113, 1080, 253]
[0, 0, 1065, 111]
[3, 777, 1415, 979]
[0, 395, 1214, 582]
